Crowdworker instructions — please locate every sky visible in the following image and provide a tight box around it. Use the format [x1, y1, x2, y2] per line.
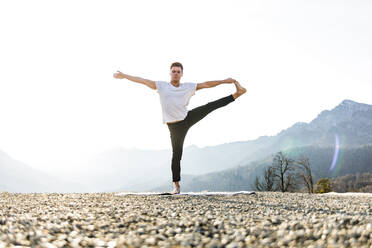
[0, 0, 371, 172]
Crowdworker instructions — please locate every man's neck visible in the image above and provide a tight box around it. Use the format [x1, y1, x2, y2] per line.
[170, 80, 180, 87]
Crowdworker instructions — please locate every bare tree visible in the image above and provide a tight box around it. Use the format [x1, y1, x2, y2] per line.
[254, 166, 276, 191]
[254, 176, 264, 191]
[296, 156, 314, 193]
[272, 151, 297, 192]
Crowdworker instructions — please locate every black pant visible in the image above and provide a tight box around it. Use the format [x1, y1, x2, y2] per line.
[167, 94, 235, 182]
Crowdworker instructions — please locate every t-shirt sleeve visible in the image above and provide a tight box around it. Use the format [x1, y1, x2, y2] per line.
[189, 82, 197, 96]
[155, 81, 164, 93]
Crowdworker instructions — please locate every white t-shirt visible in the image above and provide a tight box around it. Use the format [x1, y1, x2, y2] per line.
[155, 81, 197, 124]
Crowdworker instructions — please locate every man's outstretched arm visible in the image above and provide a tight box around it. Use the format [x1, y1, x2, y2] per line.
[196, 78, 237, 91]
[113, 71, 156, 90]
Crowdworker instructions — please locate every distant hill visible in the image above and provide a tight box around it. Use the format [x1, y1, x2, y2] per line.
[153, 144, 372, 192]
[150, 99, 372, 192]
[1, 99, 372, 192]
[0, 150, 84, 193]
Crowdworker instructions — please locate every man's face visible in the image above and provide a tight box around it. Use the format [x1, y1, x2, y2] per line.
[170, 66, 183, 81]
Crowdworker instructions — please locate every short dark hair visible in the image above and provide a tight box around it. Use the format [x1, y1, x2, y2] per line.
[170, 62, 183, 71]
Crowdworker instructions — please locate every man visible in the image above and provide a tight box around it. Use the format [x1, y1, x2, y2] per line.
[113, 62, 246, 194]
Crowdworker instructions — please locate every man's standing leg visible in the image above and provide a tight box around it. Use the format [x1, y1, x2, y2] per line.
[167, 122, 188, 193]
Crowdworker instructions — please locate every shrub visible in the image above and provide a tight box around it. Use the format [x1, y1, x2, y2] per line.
[314, 178, 332, 193]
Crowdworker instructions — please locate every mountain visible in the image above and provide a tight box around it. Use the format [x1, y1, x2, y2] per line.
[157, 144, 372, 192]
[43, 147, 172, 192]
[2, 99, 371, 192]
[0, 150, 85, 193]
[240, 99, 372, 161]
[93, 99, 372, 192]
[149, 99, 372, 192]
[45, 143, 260, 192]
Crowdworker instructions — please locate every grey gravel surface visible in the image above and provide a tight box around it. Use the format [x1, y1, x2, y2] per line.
[0, 192, 371, 247]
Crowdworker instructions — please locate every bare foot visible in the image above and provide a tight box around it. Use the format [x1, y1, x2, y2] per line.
[232, 81, 247, 99]
[170, 186, 180, 195]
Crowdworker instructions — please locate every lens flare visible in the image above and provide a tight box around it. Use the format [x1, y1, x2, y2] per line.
[329, 134, 340, 172]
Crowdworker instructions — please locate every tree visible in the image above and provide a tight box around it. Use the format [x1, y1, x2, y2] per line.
[254, 166, 275, 191]
[331, 173, 372, 192]
[272, 151, 298, 192]
[314, 178, 332, 193]
[296, 156, 314, 193]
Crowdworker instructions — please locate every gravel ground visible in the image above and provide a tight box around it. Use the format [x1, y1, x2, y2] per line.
[0, 192, 371, 248]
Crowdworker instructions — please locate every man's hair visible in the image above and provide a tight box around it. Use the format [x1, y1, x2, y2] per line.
[170, 62, 183, 72]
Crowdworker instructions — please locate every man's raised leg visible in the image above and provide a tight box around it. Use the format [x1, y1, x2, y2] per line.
[185, 94, 235, 129]
[185, 81, 246, 129]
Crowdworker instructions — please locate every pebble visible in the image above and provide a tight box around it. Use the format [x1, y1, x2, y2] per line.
[0, 192, 370, 247]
